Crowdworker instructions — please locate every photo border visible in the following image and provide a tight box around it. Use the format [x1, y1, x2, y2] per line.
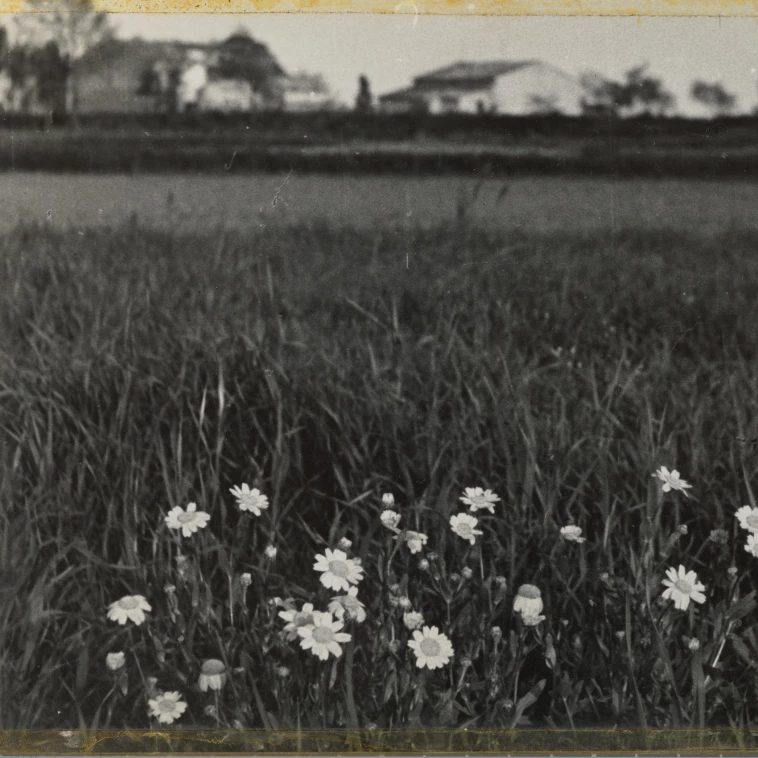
[2, 0, 756, 753]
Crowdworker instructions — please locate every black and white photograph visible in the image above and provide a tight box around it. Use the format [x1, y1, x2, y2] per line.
[4, 2, 758, 752]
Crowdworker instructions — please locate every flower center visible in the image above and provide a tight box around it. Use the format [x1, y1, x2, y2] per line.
[329, 560, 349, 578]
[674, 579, 692, 595]
[747, 514, 758, 529]
[177, 512, 195, 524]
[119, 597, 138, 609]
[158, 699, 176, 713]
[457, 524, 472, 536]
[312, 626, 334, 644]
[420, 638, 441, 657]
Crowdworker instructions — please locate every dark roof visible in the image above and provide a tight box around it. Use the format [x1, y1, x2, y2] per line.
[413, 60, 537, 85]
[378, 87, 424, 102]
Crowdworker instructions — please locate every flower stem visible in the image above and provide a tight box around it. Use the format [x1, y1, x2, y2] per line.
[345, 637, 359, 728]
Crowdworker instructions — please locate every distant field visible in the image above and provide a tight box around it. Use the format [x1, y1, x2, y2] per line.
[2, 172, 758, 236]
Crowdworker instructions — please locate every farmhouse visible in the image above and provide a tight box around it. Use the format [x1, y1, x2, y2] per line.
[72, 31, 330, 115]
[379, 60, 584, 116]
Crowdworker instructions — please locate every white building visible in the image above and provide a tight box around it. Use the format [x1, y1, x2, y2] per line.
[199, 79, 260, 113]
[176, 49, 209, 112]
[379, 60, 585, 116]
[279, 71, 335, 112]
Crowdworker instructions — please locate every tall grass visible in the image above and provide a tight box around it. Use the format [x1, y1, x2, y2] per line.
[2, 219, 758, 730]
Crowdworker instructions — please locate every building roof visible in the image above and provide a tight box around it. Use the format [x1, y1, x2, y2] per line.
[378, 86, 425, 103]
[413, 60, 537, 86]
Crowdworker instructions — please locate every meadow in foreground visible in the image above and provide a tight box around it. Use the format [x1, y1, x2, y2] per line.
[2, 218, 758, 731]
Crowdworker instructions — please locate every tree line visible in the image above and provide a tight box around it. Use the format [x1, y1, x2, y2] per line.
[580, 64, 739, 118]
[0, 5, 746, 122]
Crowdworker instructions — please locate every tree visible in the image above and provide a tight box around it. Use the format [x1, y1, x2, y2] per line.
[580, 65, 675, 117]
[355, 74, 373, 114]
[691, 80, 736, 118]
[14, 0, 110, 119]
[31, 40, 68, 124]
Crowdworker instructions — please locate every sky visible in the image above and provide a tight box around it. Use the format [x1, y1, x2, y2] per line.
[10, 12, 758, 114]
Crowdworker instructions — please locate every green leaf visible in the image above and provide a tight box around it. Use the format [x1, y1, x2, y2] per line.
[726, 591, 757, 622]
[509, 678, 545, 728]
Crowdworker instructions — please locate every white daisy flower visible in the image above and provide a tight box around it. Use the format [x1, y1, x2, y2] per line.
[278, 601, 316, 641]
[396, 529, 427, 554]
[106, 652, 125, 671]
[661, 565, 707, 611]
[328, 586, 367, 623]
[746, 535, 758, 557]
[297, 610, 351, 660]
[107, 595, 152, 626]
[653, 466, 692, 496]
[560, 525, 586, 543]
[313, 548, 364, 592]
[230, 484, 269, 516]
[460, 487, 501, 513]
[164, 502, 211, 538]
[408, 625, 454, 670]
[381, 510, 401, 532]
[403, 610, 424, 630]
[736, 505, 758, 533]
[148, 691, 188, 725]
[513, 584, 543, 617]
[382, 493, 395, 506]
[449, 513, 483, 545]
[198, 659, 227, 692]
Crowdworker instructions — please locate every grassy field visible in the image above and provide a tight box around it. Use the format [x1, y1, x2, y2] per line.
[3, 214, 758, 734]
[3, 173, 758, 236]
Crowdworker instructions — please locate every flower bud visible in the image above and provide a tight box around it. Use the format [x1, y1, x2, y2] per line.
[462, 567, 473, 580]
[449, 573, 461, 584]
[709, 529, 729, 545]
[490, 625, 502, 641]
[382, 493, 395, 507]
[204, 704, 217, 718]
[176, 554, 189, 580]
[688, 638, 700, 652]
[678, 524, 688, 535]
[494, 575, 507, 587]
[338, 537, 352, 551]
[403, 611, 424, 630]
[264, 545, 277, 560]
[240, 572, 252, 588]
[277, 666, 290, 678]
[397, 596, 412, 610]
[728, 566, 738, 576]
[418, 558, 430, 571]
[106, 651, 125, 671]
